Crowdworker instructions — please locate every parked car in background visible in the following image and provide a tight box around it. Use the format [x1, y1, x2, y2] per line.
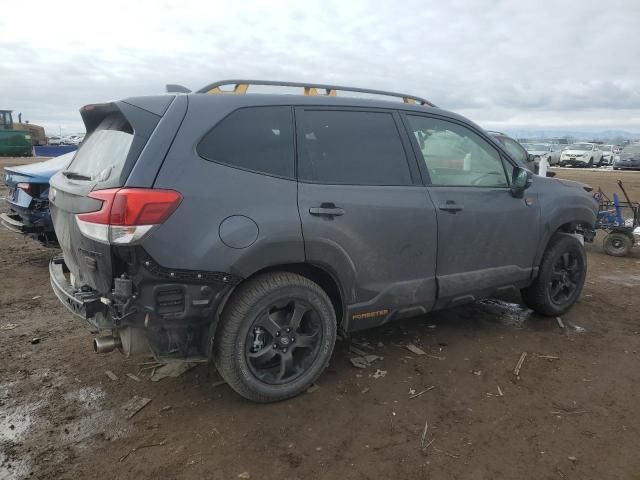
[598, 145, 615, 165]
[1, 151, 75, 245]
[559, 142, 603, 167]
[487, 131, 537, 171]
[48, 136, 62, 145]
[522, 143, 561, 166]
[48, 80, 597, 402]
[613, 143, 640, 170]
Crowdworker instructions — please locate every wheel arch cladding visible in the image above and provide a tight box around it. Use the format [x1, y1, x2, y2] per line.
[214, 263, 345, 338]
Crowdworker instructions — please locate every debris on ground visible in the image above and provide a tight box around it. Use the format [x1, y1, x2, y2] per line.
[372, 369, 387, 379]
[472, 370, 482, 376]
[31, 295, 41, 300]
[486, 385, 504, 397]
[556, 317, 565, 329]
[405, 343, 427, 355]
[160, 405, 172, 412]
[212, 379, 227, 388]
[0, 323, 18, 330]
[126, 373, 141, 382]
[568, 456, 577, 463]
[360, 387, 370, 394]
[349, 353, 382, 369]
[513, 352, 528, 379]
[238, 473, 251, 479]
[151, 361, 196, 382]
[409, 386, 435, 399]
[121, 395, 152, 419]
[349, 345, 369, 356]
[30, 337, 40, 344]
[306, 383, 319, 394]
[534, 354, 560, 360]
[118, 439, 166, 462]
[105, 370, 118, 381]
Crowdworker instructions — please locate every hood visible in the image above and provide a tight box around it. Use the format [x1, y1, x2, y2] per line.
[619, 151, 640, 161]
[556, 178, 593, 192]
[562, 149, 590, 156]
[527, 150, 548, 156]
[4, 152, 75, 182]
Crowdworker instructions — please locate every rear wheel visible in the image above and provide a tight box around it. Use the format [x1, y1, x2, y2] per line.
[213, 272, 336, 402]
[521, 234, 587, 316]
[603, 232, 632, 257]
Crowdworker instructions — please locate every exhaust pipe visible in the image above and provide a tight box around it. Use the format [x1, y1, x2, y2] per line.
[93, 335, 121, 354]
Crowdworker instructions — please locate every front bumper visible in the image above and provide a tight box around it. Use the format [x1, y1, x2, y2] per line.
[613, 163, 640, 170]
[560, 158, 589, 166]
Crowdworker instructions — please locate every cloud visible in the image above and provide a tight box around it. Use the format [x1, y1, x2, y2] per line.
[1, 0, 639, 134]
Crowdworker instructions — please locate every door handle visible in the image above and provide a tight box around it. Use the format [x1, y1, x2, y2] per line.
[309, 203, 345, 217]
[439, 201, 464, 213]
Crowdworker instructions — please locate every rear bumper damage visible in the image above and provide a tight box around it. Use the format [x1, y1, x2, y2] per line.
[49, 251, 240, 361]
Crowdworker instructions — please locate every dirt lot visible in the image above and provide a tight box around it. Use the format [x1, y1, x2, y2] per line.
[1, 158, 639, 480]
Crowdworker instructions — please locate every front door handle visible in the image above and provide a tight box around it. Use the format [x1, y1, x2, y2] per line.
[439, 201, 464, 213]
[309, 203, 345, 217]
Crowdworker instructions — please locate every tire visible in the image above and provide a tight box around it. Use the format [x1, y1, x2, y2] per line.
[603, 232, 632, 257]
[213, 272, 336, 402]
[521, 233, 587, 316]
[587, 158, 594, 167]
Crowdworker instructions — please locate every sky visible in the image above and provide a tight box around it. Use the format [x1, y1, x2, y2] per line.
[1, 0, 640, 136]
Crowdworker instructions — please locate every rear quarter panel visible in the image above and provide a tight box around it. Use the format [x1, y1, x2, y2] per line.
[147, 97, 304, 277]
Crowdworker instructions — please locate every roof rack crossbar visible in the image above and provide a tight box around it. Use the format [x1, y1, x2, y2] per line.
[195, 79, 436, 107]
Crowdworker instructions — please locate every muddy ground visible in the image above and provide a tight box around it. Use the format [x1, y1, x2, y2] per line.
[1, 158, 639, 480]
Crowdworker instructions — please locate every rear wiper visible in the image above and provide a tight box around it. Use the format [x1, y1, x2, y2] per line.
[62, 170, 92, 181]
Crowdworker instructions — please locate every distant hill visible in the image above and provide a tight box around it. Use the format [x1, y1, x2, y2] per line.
[499, 128, 640, 141]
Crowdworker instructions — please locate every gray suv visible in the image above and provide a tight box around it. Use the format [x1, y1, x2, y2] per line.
[48, 80, 598, 402]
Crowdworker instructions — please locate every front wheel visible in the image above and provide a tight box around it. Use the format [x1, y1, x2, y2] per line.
[213, 272, 336, 402]
[521, 233, 587, 316]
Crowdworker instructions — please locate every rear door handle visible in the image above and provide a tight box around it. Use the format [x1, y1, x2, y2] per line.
[439, 201, 464, 213]
[309, 204, 345, 217]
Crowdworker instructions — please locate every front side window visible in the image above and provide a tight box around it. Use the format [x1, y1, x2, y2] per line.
[198, 106, 294, 178]
[407, 116, 510, 187]
[296, 110, 412, 186]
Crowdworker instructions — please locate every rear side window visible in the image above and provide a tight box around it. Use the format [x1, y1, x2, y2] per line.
[198, 106, 294, 178]
[68, 112, 133, 181]
[296, 110, 412, 186]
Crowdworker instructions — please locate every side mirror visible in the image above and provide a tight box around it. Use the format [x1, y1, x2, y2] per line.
[511, 167, 533, 198]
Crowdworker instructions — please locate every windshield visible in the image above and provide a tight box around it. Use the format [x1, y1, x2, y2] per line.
[524, 143, 550, 151]
[66, 112, 133, 181]
[568, 143, 593, 151]
[599, 145, 612, 152]
[622, 144, 640, 154]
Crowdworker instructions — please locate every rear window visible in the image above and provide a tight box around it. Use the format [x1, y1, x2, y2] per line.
[68, 112, 133, 181]
[197, 106, 294, 178]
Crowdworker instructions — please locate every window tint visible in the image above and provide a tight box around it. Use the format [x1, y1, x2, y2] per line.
[198, 106, 293, 178]
[407, 116, 509, 187]
[297, 110, 412, 186]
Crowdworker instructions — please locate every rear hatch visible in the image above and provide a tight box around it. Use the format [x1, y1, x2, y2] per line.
[49, 100, 168, 293]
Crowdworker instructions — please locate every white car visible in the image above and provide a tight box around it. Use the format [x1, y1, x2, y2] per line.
[48, 136, 62, 145]
[598, 144, 615, 165]
[522, 142, 561, 166]
[559, 142, 603, 167]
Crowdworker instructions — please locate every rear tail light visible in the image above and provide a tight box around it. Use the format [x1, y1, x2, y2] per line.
[75, 188, 182, 244]
[16, 182, 35, 196]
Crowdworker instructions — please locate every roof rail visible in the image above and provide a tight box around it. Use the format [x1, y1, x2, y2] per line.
[195, 79, 436, 107]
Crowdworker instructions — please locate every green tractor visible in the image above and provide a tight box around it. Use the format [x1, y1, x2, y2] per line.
[0, 110, 34, 156]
